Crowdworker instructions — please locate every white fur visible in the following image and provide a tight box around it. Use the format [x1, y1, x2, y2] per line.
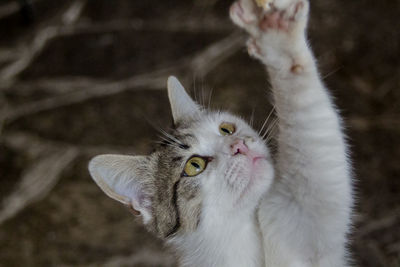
[169, 206, 264, 267]
[231, 0, 353, 266]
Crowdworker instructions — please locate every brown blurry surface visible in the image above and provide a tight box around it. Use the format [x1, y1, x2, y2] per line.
[0, 0, 399, 266]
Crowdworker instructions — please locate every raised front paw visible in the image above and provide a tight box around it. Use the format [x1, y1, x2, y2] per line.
[230, 0, 308, 36]
[258, 0, 308, 34]
[230, 0, 310, 71]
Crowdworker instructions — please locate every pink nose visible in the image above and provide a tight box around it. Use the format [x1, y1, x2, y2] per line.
[231, 139, 249, 155]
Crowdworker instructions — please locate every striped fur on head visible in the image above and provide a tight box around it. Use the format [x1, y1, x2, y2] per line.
[88, 76, 274, 241]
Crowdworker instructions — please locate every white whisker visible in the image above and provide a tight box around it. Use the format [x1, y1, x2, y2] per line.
[208, 87, 214, 109]
[193, 75, 198, 103]
[155, 138, 179, 149]
[258, 106, 275, 136]
[263, 117, 278, 141]
[159, 129, 184, 146]
[200, 81, 206, 107]
[249, 108, 255, 128]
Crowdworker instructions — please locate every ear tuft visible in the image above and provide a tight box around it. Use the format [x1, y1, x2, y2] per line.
[167, 76, 200, 124]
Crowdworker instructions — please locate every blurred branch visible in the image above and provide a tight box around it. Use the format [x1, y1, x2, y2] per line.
[387, 241, 400, 254]
[2, 131, 137, 156]
[351, 75, 398, 99]
[0, 1, 19, 19]
[0, 131, 139, 225]
[0, 26, 58, 81]
[362, 242, 388, 267]
[2, 32, 243, 124]
[0, 0, 47, 19]
[0, 3, 233, 84]
[88, 248, 176, 267]
[0, 76, 103, 95]
[356, 207, 400, 238]
[0, 0, 27, 19]
[347, 116, 400, 132]
[0, 48, 19, 64]
[190, 31, 244, 78]
[2, 70, 170, 124]
[0, 0, 87, 82]
[59, 17, 232, 36]
[0, 147, 78, 225]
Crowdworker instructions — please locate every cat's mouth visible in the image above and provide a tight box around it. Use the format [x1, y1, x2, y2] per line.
[252, 155, 266, 164]
[230, 138, 267, 165]
[238, 150, 267, 167]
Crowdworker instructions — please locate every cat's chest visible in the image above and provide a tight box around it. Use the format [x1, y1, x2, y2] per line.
[175, 218, 264, 267]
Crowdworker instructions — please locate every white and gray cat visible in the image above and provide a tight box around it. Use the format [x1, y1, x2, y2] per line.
[88, 0, 353, 266]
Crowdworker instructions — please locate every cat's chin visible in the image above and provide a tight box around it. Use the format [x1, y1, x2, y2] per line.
[232, 157, 273, 205]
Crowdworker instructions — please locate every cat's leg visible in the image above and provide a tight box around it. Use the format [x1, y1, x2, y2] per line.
[231, 1, 352, 266]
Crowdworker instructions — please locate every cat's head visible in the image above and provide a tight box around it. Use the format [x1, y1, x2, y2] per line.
[88, 76, 274, 239]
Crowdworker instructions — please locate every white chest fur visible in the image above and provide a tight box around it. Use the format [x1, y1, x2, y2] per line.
[170, 210, 264, 267]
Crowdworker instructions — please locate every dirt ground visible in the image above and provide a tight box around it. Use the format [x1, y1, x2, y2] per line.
[0, 0, 399, 266]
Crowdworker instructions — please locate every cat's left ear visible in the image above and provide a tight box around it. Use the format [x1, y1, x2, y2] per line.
[167, 76, 200, 124]
[88, 154, 154, 224]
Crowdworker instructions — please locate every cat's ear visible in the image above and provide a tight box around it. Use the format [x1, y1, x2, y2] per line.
[88, 154, 153, 224]
[167, 76, 200, 124]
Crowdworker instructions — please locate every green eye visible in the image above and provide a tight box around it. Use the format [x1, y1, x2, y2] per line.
[219, 122, 235, 136]
[183, 156, 207, 177]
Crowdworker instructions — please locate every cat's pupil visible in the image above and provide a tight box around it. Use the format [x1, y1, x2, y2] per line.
[191, 162, 200, 170]
[221, 128, 230, 134]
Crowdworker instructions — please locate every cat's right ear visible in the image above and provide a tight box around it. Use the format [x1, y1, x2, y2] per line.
[167, 76, 200, 124]
[88, 154, 153, 224]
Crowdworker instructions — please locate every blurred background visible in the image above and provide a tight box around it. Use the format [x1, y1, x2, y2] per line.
[0, 0, 399, 266]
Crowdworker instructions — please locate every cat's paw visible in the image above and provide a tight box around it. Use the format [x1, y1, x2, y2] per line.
[258, 0, 308, 35]
[230, 0, 310, 72]
[230, 0, 308, 36]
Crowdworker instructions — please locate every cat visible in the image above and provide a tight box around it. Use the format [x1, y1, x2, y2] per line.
[88, 0, 353, 266]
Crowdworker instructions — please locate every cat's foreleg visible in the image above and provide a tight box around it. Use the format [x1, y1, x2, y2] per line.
[231, 0, 352, 265]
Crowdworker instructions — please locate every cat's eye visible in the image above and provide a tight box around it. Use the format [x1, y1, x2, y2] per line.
[219, 122, 235, 136]
[183, 156, 207, 177]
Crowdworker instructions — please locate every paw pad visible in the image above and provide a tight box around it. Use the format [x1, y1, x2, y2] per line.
[290, 64, 303, 74]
